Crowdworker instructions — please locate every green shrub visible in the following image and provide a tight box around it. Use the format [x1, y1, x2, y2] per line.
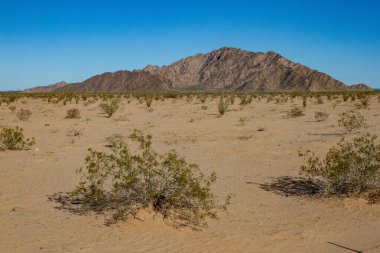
[66, 108, 81, 119]
[314, 111, 329, 122]
[100, 98, 121, 118]
[299, 134, 380, 196]
[287, 107, 304, 118]
[338, 111, 366, 133]
[70, 130, 226, 228]
[218, 97, 229, 116]
[0, 126, 35, 150]
[17, 108, 32, 121]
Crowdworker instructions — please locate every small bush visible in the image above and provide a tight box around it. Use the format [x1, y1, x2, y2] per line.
[218, 97, 229, 116]
[338, 111, 366, 134]
[66, 108, 81, 119]
[145, 97, 153, 107]
[239, 117, 247, 126]
[9, 106, 16, 113]
[287, 107, 304, 118]
[0, 126, 35, 150]
[316, 96, 324, 104]
[314, 111, 329, 122]
[299, 134, 380, 196]
[201, 105, 207, 110]
[100, 98, 121, 118]
[302, 97, 307, 107]
[69, 130, 226, 228]
[17, 109, 32, 121]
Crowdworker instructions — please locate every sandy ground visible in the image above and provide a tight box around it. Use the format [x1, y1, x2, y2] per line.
[1, 95, 380, 253]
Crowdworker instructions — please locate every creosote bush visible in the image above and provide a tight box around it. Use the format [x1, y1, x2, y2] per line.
[299, 134, 380, 196]
[17, 108, 32, 121]
[70, 130, 227, 228]
[338, 111, 366, 134]
[287, 107, 304, 118]
[0, 126, 35, 150]
[66, 108, 81, 119]
[314, 111, 329, 122]
[218, 97, 229, 116]
[100, 98, 121, 118]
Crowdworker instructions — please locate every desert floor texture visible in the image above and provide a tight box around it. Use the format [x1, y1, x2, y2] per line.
[1, 95, 380, 253]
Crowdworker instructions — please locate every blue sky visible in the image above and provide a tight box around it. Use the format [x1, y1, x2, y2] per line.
[0, 0, 379, 90]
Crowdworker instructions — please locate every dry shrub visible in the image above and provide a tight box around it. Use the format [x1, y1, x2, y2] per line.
[299, 133, 380, 197]
[17, 108, 32, 121]
[0, 126, 35, 150]
[67, 130, 228, 228]
[338, 111, 366, 133]
[100, 98, 121, 118]
[314, 111, 329, 122]
[66, 108, 81, 119]
[287, 107, 304, 118]
[218, 97, 229, 116]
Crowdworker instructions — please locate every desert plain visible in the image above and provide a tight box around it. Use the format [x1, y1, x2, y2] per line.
[1, 94, 380, 253]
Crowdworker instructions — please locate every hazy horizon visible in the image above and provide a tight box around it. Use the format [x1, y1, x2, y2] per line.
[1, 0, 379, 90]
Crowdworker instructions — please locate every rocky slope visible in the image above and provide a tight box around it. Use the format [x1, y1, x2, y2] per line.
[24, 81, 69, 93]
[55, 71, 166, 92]
[24, 47, 372, 92]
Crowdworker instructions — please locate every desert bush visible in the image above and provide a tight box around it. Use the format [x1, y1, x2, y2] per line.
[70, 130, 226, 228]
[299, 134, 380, 196]
[218, 97, 229, 116]
[287, 107, 304, 118]
[338, 111, 366, 134]
[17, 108, 32, 121]
[66, 108, 81, 119]
[239, 117, 247, 126]
[100, 98, 121, 118]
[0, 126, 35, 150]
[314, 111, 329, 122]
[356, 97, 370, 109]
[9, 105, 16, 113]
[201, 105, 207, 110]
[104, 134, 125, 149]
[229, 95, 235, 105]
[316, 96, 324, 104]
[145, 96, 153, 107]
[366, 189, 380, 204]
[302, 96, 307, 107]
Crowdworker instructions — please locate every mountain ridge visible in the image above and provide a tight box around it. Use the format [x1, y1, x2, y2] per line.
[24, 47, 373, 92]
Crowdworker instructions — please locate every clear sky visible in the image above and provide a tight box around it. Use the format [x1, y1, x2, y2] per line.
[0, 0, 379, 90]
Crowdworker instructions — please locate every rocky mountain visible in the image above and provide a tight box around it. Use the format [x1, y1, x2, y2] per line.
[24, 81, 69, 93]
[55, 71, 166, 92]
[24, 47, 372, 92]
[349, 83, 373, 91]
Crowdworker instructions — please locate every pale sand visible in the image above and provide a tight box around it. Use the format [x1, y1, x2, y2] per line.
[1, 95, 380, 253]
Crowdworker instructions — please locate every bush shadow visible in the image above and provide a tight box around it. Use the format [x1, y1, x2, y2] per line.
[259, 176, 325, 197]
